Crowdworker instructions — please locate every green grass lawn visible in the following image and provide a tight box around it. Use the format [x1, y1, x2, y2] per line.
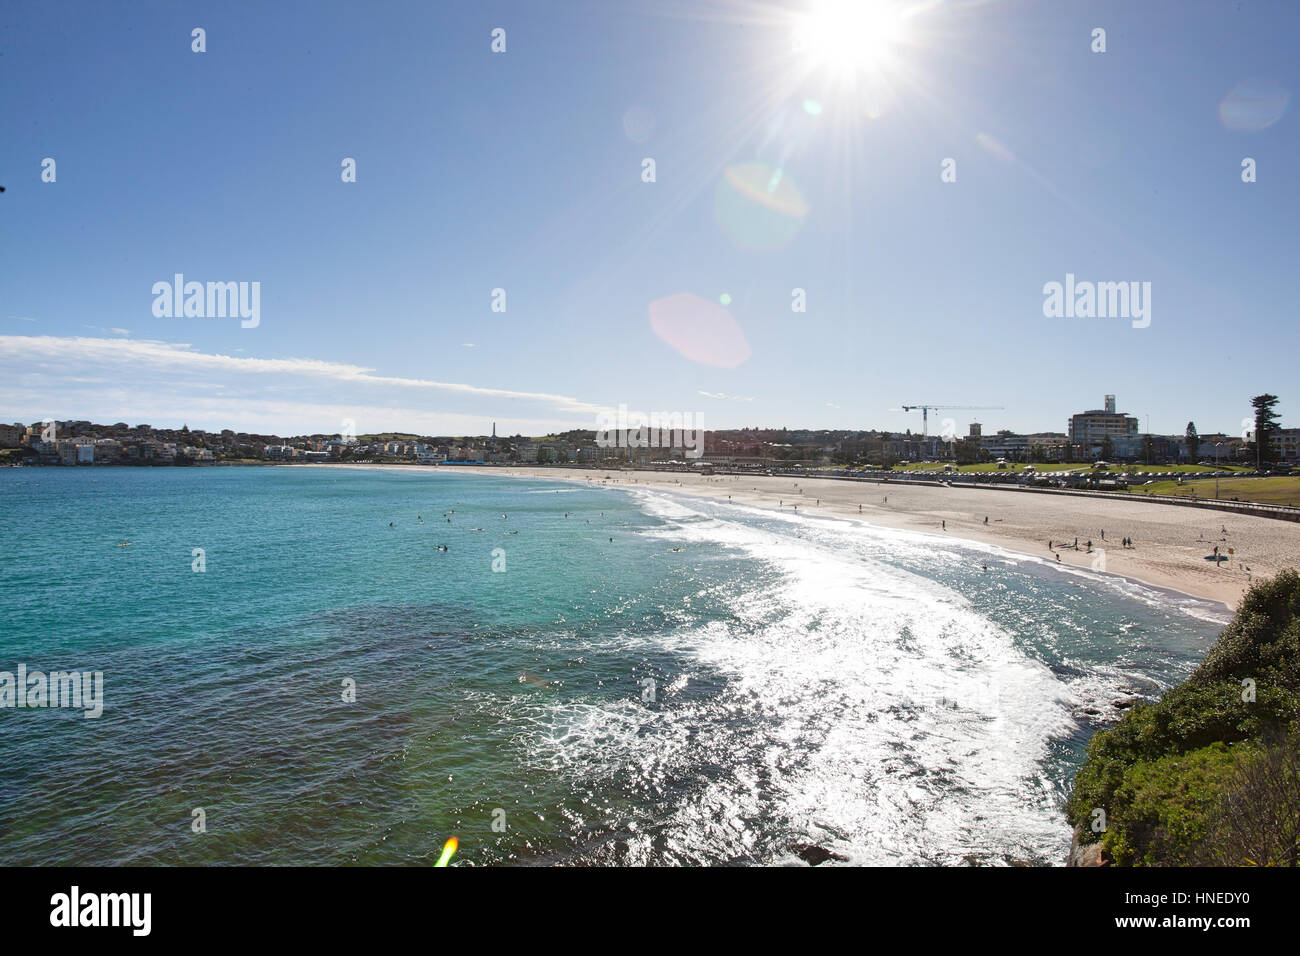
[1134, 476, 1300, 507]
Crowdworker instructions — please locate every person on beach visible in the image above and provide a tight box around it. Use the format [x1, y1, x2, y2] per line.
[942, 520, 946, 530]
[984, 516, 988, 525]
[1086, 540, 1092, 552]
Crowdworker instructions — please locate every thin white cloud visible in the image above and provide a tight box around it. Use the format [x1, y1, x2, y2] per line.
[2, 335, 609, 416]
[0, 334, 643, 434]
[698, 389, 755, 402]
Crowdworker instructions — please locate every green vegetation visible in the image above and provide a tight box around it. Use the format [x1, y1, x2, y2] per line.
[1136, 476, 1300, 507]
[1251, 394, 1282, 468]
[1067, 570, 1300, 865]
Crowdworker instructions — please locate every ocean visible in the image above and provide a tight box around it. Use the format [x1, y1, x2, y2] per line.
[0, 466, 1227, 865]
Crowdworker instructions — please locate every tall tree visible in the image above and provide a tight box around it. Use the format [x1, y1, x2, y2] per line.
[1251, 394, 1282, 468]
[1185, 422, 1200, 461]
[1100, 435, 1114, 461]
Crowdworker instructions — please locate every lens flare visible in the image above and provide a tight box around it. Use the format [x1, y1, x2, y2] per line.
[714, 161, 809, 252]
[649, 293, 752, 368]
[1218, 78, 1290, 132]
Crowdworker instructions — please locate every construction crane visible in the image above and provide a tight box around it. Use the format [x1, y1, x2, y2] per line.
[898, 404, 1004, 437]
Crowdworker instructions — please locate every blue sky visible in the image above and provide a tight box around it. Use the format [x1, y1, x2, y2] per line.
[2, 0, 1296, 438]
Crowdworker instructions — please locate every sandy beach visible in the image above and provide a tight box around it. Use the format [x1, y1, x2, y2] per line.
[421, 465, 1300, 610]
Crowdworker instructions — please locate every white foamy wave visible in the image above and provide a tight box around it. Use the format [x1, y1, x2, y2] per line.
[528, 489, 1080, 863]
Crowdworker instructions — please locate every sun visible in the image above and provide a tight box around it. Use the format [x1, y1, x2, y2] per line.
[793, 0, 908, 76]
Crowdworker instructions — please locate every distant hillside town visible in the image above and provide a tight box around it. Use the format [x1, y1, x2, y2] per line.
[2, 394, 1296, 469]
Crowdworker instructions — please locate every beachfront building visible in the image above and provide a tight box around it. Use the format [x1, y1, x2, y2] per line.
[979, 430, 1069, 462]
[1271, 428, 1300, 463]
[1068, 394, 1140, 457]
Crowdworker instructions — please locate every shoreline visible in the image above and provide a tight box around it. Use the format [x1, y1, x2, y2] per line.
[308, 463, 1300, 609]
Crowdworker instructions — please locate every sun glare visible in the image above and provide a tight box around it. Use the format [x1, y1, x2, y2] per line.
[794, 0, 907, 76]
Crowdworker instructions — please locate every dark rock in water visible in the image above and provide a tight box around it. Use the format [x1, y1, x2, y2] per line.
[1082, 707, 1101, 715]
[790, 843, 848, 866]
[1113, 697, 1137, 709]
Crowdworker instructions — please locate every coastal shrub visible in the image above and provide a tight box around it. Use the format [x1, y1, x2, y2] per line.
[1193, 569, 1300, 689]
[1067, 570, 1300, 864]
[1197, 724, 1300, 866]
[1067, 682, 1299, 828]
[1103, 743, 1245, 866]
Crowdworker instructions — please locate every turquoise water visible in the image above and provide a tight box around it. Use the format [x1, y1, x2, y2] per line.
[0, 466, 1226, 865]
